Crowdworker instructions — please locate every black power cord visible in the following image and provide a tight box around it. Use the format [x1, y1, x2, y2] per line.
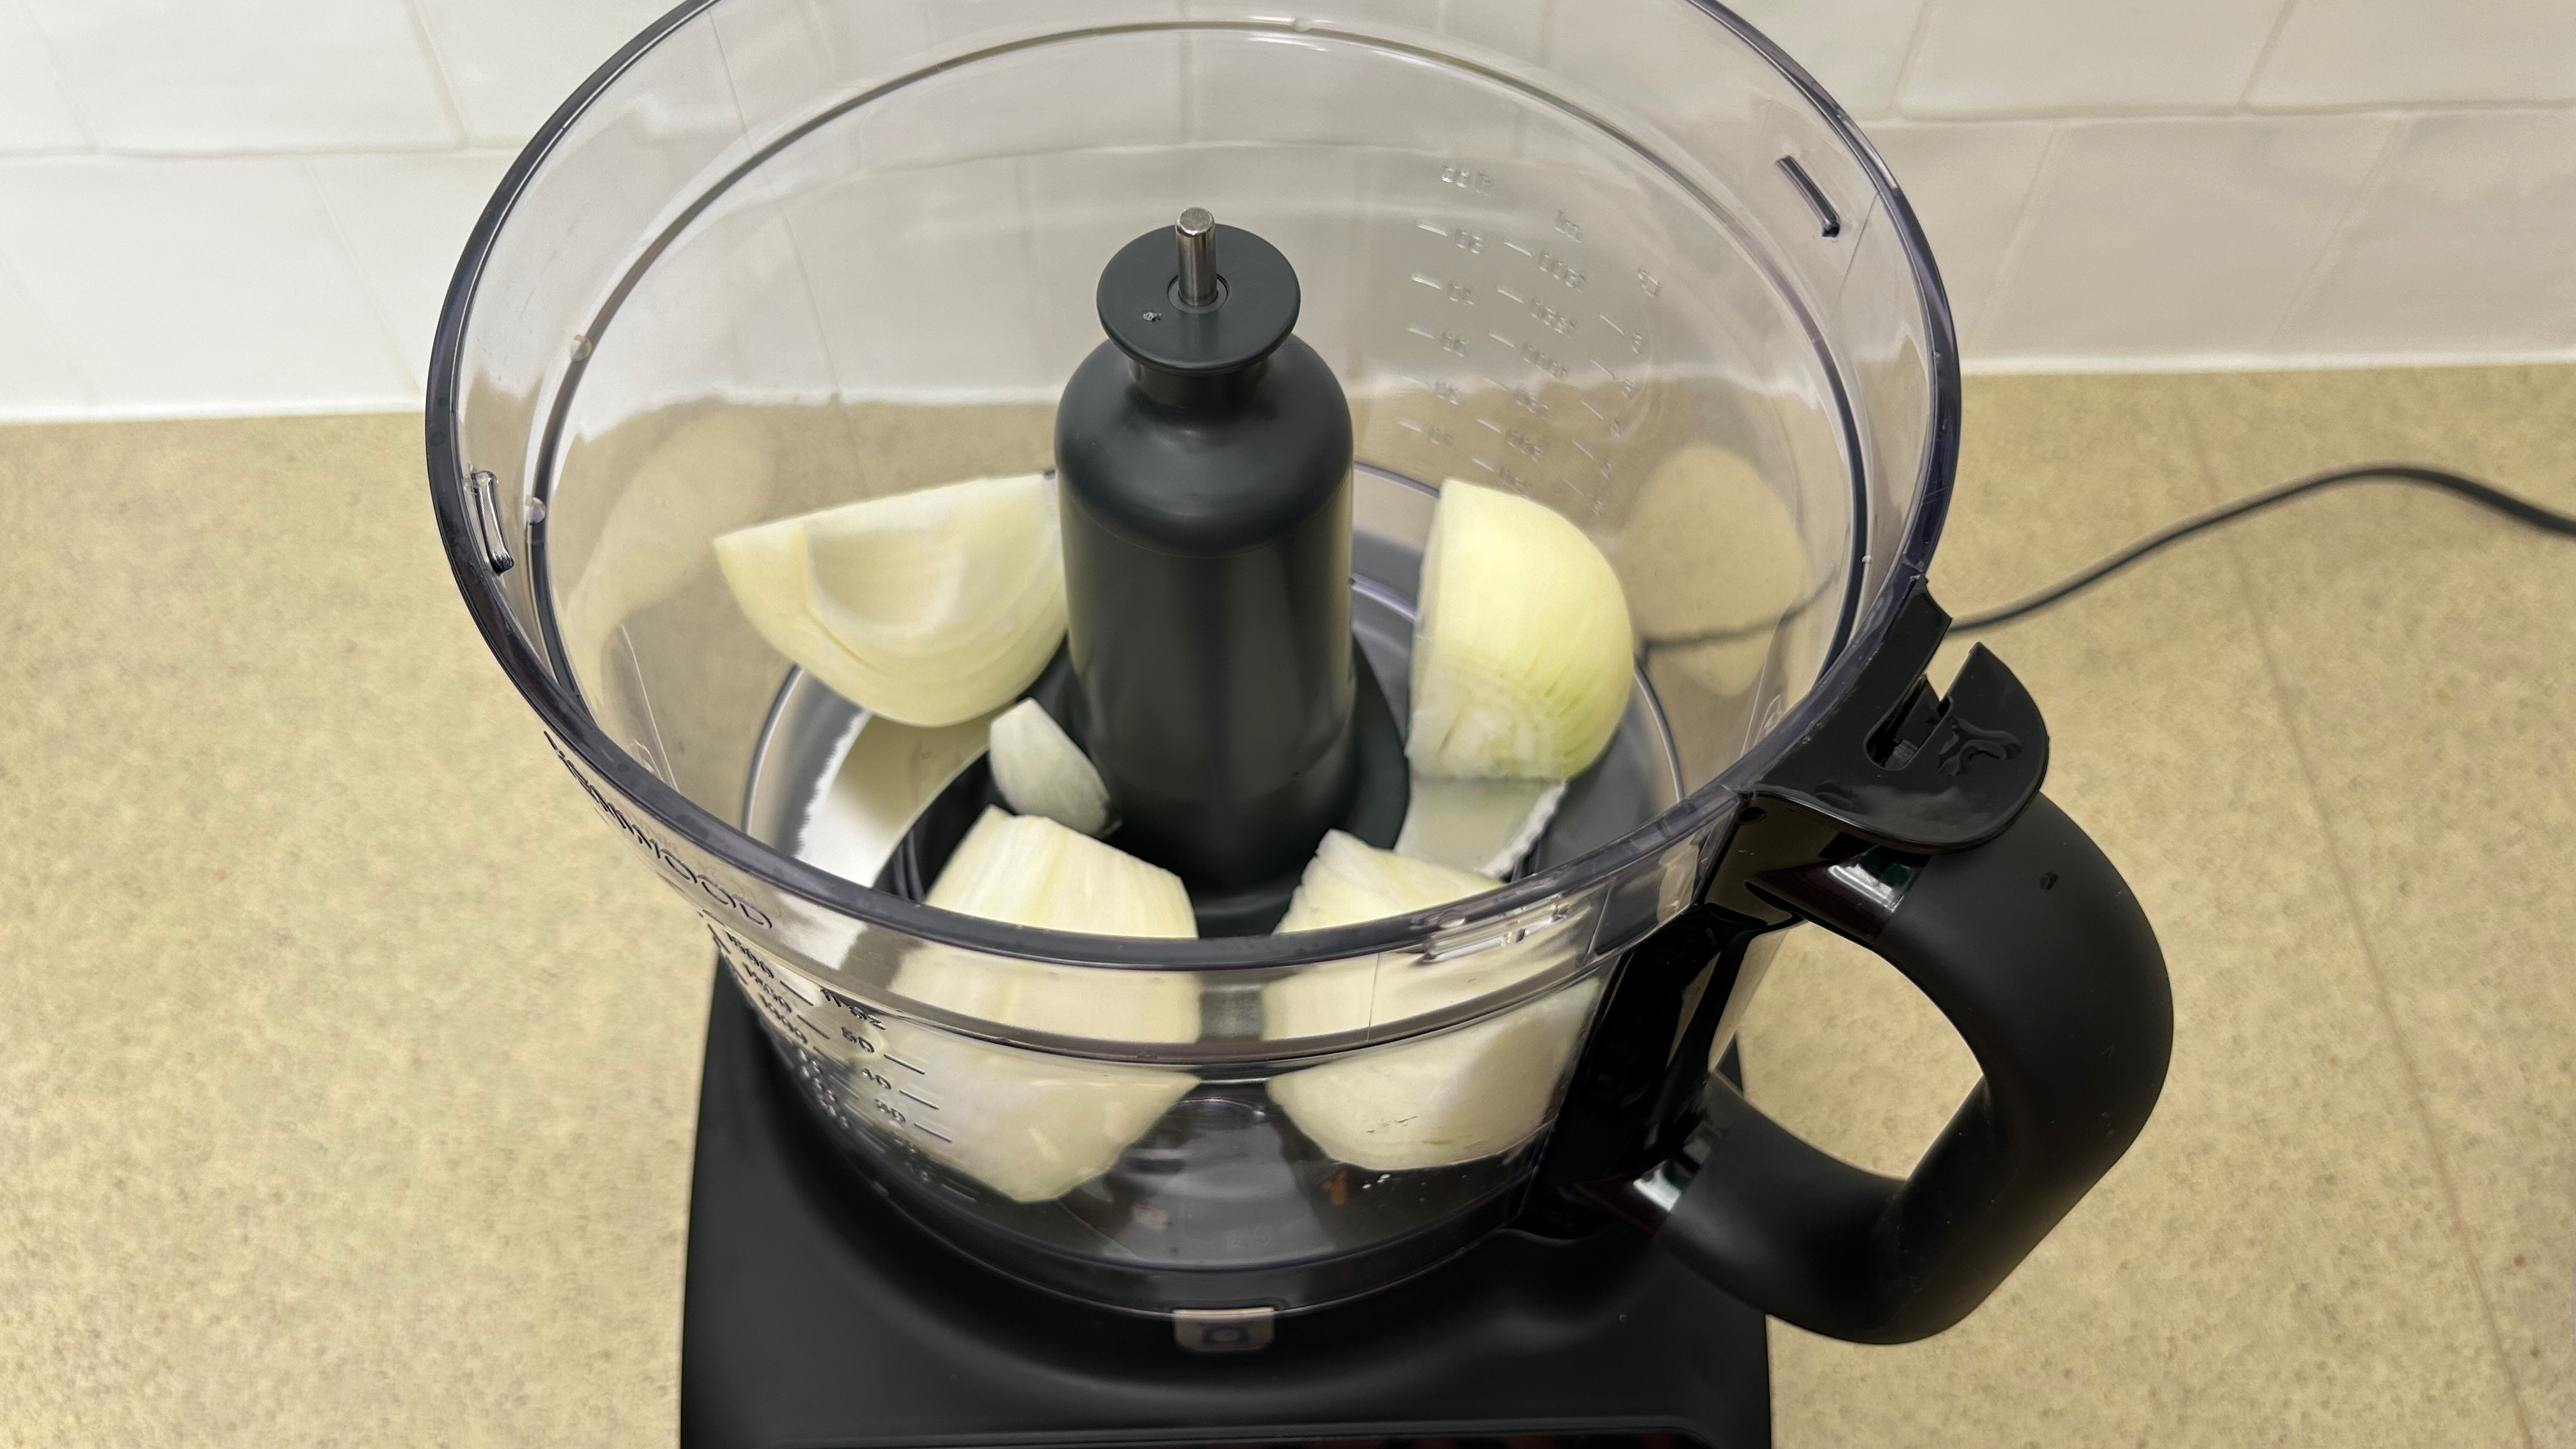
[1951, 463, 2576, 633]
[1634, 463, 2576, 654]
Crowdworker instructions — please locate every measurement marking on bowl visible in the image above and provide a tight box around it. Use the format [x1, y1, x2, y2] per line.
[1593, 359, 1640, 399]
[821, 989, 887, 1029]
[1492, 332, 1570, 378]
[1407, 325, 1470, 356]
[1414, 220, 1487, 253]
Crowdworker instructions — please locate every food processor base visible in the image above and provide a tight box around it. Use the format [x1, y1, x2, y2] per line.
[680, 968, 1771, 1449]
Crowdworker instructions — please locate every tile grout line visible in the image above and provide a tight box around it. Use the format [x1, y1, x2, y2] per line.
[402, 0, 475, 150]
[2263, 114, 2409, 355]
[0, 245, 100, 407]
[13, 0, 101, 151]
[2232, 0, 2304, 111]
[1888, 97, 2576, 125]
[2177, 406, 2540, 1449]
[293, 159, 427, 396]
[1885, 0, 1942, 115]
[1968, 120, 2066, 350]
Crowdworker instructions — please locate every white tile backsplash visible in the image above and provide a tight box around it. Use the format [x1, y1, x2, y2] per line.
[2277, 111, 2576, 355]
[411, 0, 678, 146]
[862, 25, 1184, 168]
[0, 0, 88, 155]
[0, 253, 93, 417]
[782, 155, 1055, 396]
[708, 0, 843, 142]
[1903, 0, 2291, 116]
[24, 0, 456, 153]
[1862, 120, 2053, 348]
[0, 2, 2568, 422]
[2250, 0, 2576, 108]
[1981, 116, 2396, 360]
[1186, 28, 1521, 153]
[1431, 0, 1551, 59]
[1729, 0, 1926, 117]
[0, 158, 417, 413]
[306, 151, 516, 388]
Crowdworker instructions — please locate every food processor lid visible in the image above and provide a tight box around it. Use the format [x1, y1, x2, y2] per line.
[422, 0, 1962, 970]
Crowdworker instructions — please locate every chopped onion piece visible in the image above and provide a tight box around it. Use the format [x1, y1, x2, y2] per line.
[1262, 831, 1596, 1171]
[1266, 979, 1602, 1172]
[924, 806, 1193, 942]
[1409, 480, 1634, 780]
[871, 808, 1199, 1202]
[1274, 829, 1499, 935]
[1393, 774, 1566, 877]
[714, 473, 1064, 727]
[986, 699, 1112, 836]
[854, 1024, 1193, 1203]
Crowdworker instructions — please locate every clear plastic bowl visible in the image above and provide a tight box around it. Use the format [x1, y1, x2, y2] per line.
[427, 0, 1956, 1317]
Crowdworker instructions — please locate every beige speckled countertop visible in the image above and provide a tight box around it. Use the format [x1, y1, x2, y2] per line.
[3, 365, 2572, 1446]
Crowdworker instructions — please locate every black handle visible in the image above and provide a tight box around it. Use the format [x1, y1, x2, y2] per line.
[1648, 792, 2171, 1343]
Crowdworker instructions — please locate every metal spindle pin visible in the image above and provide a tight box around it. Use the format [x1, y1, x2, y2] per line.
[1177, 207, 1218, 308]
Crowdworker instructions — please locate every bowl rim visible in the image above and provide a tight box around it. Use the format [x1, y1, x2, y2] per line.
[421, 0, 1961, 972]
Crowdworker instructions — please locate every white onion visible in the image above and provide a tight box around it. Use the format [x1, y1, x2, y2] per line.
[1265, 980, 1602, 1172]
[1273, 828, 1499, 937]
[1262, 830, 1598, 1172]
[1408, 480, 1634, 780]
[986, 699, 1112, 836]
[1393, 774, 1566, 877]
[870, 807, 1199, 1202]
[855, 1023, 1193, 1203]
[715, 473, 1064, 727]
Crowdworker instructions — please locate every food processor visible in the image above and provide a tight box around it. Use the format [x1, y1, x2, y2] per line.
[424, 2, 2175, 1443]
